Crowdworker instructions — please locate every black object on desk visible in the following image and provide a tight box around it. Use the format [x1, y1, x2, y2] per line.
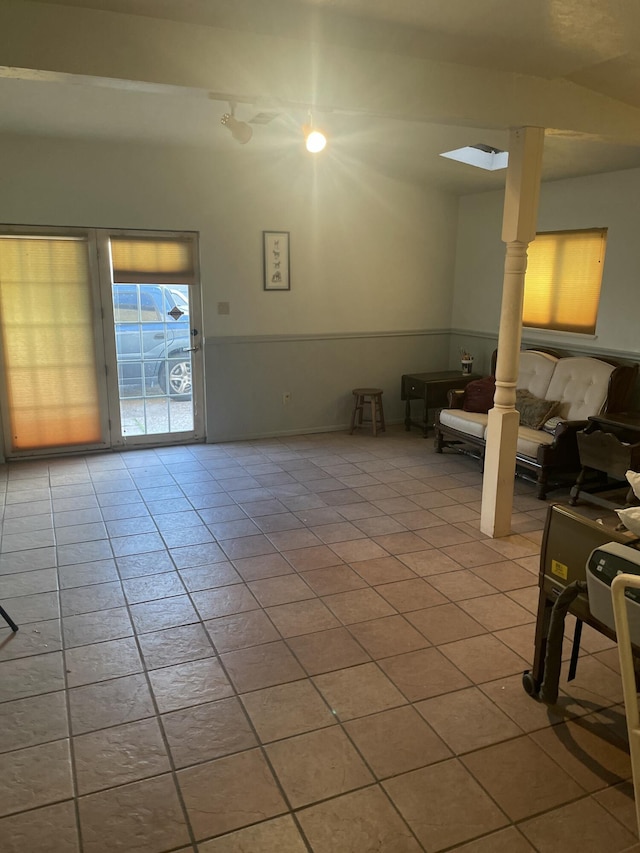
[401, 371, 481, 437]
[570, 412, 640, 509]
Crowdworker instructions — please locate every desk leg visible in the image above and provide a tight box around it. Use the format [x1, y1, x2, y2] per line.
[422, 394, 429, 438]
[404, 399, 411, 431]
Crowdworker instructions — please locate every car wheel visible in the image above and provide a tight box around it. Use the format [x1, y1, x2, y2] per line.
[159, 355, 192, 400]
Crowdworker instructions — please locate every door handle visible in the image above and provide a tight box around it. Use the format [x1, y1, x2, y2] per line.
[181, 347, 198, 352]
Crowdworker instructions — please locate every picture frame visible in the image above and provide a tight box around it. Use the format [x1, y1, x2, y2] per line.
[263, 231, 290, 291]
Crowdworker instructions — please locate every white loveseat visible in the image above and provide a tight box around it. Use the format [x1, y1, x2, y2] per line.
[434, 349, 638, 499]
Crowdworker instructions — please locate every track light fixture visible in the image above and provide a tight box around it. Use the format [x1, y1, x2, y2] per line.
[220, 103, 253, 144]
[303, 111, 327, 153]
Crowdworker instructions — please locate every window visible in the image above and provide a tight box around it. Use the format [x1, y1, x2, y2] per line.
[523, 228, 607, 334]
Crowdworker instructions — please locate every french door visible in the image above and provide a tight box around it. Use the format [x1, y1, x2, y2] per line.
[0, 227, 204, 458]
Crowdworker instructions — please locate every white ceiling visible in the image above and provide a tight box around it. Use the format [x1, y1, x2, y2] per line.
[4, 0, 640, 193]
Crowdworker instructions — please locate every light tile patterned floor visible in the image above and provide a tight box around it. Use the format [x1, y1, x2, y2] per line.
[0, 426, 639, 853]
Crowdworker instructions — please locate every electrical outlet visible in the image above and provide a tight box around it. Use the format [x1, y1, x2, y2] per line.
[282, 392, 291, 405]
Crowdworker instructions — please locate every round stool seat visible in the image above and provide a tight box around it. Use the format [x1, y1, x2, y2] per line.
[349, 388, 385, 436]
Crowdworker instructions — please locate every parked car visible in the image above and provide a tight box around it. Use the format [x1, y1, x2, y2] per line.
[113, 284, 192, 399]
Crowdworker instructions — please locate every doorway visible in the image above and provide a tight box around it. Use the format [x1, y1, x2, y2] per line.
[0, 227, 205, 458]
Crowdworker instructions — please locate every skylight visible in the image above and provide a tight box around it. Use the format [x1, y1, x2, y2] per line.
[440, 143, 509, 171]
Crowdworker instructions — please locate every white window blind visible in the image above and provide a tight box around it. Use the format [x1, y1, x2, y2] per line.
[110, 237, 196, 284]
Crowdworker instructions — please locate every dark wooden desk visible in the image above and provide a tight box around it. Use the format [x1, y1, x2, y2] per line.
[570, 412, 640, 508]
[401, 371, 480, 437]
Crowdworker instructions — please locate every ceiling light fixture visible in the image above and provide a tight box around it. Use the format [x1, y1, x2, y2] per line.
[220, 102, 253, 144]
[303, 111, 327, 153]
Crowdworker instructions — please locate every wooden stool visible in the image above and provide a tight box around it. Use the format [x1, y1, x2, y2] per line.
[349, 388, 385, 436]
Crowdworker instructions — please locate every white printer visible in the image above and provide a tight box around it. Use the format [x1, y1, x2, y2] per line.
[586, 542, 640, 644]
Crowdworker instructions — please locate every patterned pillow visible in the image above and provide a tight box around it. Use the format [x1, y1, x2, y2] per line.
[462, 376, 496, 414]
[515, 389, 560, 430]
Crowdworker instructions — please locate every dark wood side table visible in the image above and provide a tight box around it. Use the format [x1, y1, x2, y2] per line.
[570, 412, 640, 509]
[401, 371, 481, 437]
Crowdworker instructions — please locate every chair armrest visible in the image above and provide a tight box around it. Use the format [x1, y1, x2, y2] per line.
[447, 389, 465, 408]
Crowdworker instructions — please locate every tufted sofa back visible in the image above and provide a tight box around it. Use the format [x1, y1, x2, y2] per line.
[516, 351, 559, 399]
[545, 357, 615, 421]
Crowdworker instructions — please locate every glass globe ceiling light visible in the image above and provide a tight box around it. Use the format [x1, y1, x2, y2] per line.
[303, 111, 327, 153]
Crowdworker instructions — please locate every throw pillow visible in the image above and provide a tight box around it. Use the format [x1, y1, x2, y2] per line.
[616, 506, 640, 537]
[626, 470, 640, 501]
[462, 376, 495, 414]
[515, 389, 560, 430]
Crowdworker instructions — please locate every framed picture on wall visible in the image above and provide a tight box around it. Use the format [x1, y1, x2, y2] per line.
[263, 231, 290, 291]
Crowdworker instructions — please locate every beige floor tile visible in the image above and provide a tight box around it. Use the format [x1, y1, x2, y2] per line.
[300, 564, 367, 595]
[446, 826, 535, 852]
[60, 580, 126, 616]
[231, 553, 295, 582]
[519, 796, 637, 852]
[282, 545, 344, 571]
[416, 686, 523, 754]
[427, 570, 496, 602]
[79, 774, 190, 853]
[379, 647, 472, 701]
[74, 717, 170, 794]
[344, 704, 451, 778]
[458, 593, 535, 631]
[0, 801, 80, 853]
[248, 574, 314, 606]
[372, 531, 437, 554]
[137, 622, 214, 669]
[0, 568, 58, 599]
[375, 578, 447, 612]
[65, 637, 143, 687]
[0, 651, 66, 701]
[398, 548, 464, 576]
[221, 535, 277, 560]
[287, 626, 370, 674]
[440, 634, 529, 683]
[0, 690, 68, 752]
[266, 599, 340, 637]
[0, 738, 73, 817]
[594, 780, 638, 834]
[178, 748, 287, 840]
[221, 640, 305, 692]
[178, 561, 241, 591]
[205, 610, 280, 652]
[121, 572, 185, 604]
[470, 560, 536, 591]
[322, 588, 395, 624]
[348, 615, 430, 659]
[267, 529, 323, 550]
[531, 716, 631, 792]
[0, 618, 62, 662]
[162, 696, 257, 768]
[148, 657, 233, 713]
[296, 785, 422, 853]
[198, 815, 308, 852]
[441, 541, 508, 568]
[407, 602, 486, 645]
[241, 679, 337, 742]
[480, 674, 588, 732]
[383, 758, 508, 851]
[313, 662, 407, 720]
[461, 735, 586, 821]
[266, 726, 373, 807]
[328, 539, 389, 562]
[350, 556, 417, 585]
[560, 655, 626, 709]
[185, 588, 256, 625]
[63, 606, 133, 648]
[483, 533, 540, 560]
[69, 673, 155, 734]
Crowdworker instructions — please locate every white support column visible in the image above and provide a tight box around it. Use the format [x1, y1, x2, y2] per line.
[480, 126, 544, 538]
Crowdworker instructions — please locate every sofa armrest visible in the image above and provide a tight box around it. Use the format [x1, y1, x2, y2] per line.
[550, 419, 588, 443]
[447, 389, 465, 408]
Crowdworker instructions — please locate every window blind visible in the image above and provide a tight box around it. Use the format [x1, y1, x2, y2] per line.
[523, 228, 607, 334]
[110, 237, 196, 285]
[0, 236, 102, 450]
